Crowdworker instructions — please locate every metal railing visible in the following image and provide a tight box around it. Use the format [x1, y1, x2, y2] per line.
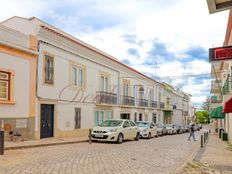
[121, 95, 135, 106]
[137, 99, 148, 107]
[150, 100, 158, 108]
[159, 102, 165, 109]
[96, 91, 117, 105]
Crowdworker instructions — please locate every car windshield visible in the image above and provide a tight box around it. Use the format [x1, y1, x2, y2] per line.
[99, 120, 123, 127]
[166, 124, 173, 128]
[157, 125, 163, 128]
[136, 122, 149, 127]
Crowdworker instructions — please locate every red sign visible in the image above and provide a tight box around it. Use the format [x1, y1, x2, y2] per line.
[215, 47, 232, 60]
[209, 46, 232, 62]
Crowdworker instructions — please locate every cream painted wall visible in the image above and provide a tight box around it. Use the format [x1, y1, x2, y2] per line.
[0, 53, 29, 118]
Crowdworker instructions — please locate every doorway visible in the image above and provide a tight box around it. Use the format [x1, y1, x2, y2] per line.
[40, 104, 54, 139]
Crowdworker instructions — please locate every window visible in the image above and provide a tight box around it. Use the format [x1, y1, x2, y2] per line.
[71, 66, 83, 86]
[139, 86, 144, 99]
[100, 75, 109, 92]
[94, 111, 104, 126]
[0, 71, 10, 100]
[123, 121, 130, 128]
[139, 113, 143, 121]
[75, 108, 81, 129]
[134, 113, 137, 122]
[152, 113, 157, 123]
[105, 111, 113, 120]
[44, 54, 54, 84]
[129, 121, 136, 127]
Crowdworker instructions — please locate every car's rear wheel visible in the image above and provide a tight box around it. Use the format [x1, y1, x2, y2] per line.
[135, 133, 139, 141]
[117, 133, 123, 144]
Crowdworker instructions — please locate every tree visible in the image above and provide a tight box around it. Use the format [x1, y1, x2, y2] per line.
[196, 111, 205, 123]
[201, 96, 211, 112]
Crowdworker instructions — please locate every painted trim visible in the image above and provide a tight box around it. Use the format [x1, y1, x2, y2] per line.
[0, 69, 15, 104]
[224, 9, 232, 46]
[0, 44, 37, 59]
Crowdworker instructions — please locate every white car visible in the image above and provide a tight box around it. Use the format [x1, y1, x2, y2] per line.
[136, 121, 158, 139]
[166, 124, 177, 135]
[91, 119, 140, 144]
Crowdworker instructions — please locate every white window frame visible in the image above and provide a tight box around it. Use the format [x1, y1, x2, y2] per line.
[71, 66, 83, 87]
[100, 75, 109, 92]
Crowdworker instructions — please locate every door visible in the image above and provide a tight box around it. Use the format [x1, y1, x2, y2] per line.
[40, 104, 54, 139]
[129, 120, 138, 138]
[122, 120, 130, 139]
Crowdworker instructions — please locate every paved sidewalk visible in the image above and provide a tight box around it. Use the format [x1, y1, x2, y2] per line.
[178, 133, 232, 174]
[4, 136, 88, 150]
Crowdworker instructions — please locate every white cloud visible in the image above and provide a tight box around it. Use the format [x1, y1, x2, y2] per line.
[0, 0, 227, 108]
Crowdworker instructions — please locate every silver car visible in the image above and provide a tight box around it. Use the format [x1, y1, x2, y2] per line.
[136, 121, 158, 138]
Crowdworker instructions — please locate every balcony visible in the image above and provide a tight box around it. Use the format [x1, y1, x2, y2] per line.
[121, 95, 135, 106]
[159, 102, 165, 109]
[96, 91, 117, 105]
[164, 104, 172, 110]
[211, 62, 221, 77]
[150, 101, 158, 108]
[211, 80, 222, 94]
[137, 99, 148, 107]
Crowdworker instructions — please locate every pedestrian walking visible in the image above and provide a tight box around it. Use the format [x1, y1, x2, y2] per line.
[188, 123, 196, 141]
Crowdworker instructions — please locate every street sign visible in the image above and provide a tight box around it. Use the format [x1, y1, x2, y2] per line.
[209, 46, 232, 61]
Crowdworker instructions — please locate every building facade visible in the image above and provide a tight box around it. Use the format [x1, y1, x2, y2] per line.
[0, 24, 37, 140]
[0, 16, 192, 140]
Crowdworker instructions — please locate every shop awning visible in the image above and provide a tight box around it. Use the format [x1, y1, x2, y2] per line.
[223, 97, 232, 113]
[210, 105, 225, 119]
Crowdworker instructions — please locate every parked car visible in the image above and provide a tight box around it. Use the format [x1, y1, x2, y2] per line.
[136, 121, 158, 139]
[156, 124, 167, 136]
[165, 124, 177, 134]
[174, 125, 183, 134]
[182, 125, 188, 133]
[196, 124, 203, 130]
[91, 119, 140, 144]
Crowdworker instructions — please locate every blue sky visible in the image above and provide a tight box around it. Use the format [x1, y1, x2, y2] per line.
[0, 0, 229, 108]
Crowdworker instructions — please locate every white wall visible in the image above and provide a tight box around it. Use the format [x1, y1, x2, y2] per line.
[0, 53, 29, 118]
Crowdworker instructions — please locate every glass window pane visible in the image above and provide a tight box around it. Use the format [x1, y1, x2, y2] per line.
[100, 76, 104, 91]
[0, 92, 7, 99]
[94, 111, 99, 126]
[105, 77, 108, 92]
[78, 69, 83, 86]
[100, 111, 104, 123]
[105, 111, 112, 120]
[0, 72, 8, 80]
[72, 67, 77, 85]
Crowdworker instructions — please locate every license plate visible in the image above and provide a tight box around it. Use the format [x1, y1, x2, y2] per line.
[95, 134, 104, 137]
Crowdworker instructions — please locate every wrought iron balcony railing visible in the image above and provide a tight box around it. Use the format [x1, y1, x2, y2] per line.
[150, 100, 158, 108]
[159, 102, 165, 109]
[121, 95, 135, 106]
[137, 99, 148, 107]
[96, 91, 117, 105]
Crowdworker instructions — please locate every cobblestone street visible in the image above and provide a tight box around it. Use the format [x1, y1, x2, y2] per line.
[0, 132, 201, 174]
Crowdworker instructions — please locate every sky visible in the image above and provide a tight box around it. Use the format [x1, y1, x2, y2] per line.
[0, 0, 230, 108]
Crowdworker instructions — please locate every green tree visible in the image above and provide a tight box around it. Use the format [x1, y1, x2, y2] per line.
[196, 111, 205, 123]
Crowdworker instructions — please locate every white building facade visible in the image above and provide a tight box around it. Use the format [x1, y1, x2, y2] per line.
[0, 16, 192, 139]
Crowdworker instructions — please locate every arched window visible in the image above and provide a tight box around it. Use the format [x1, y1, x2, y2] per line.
[139, 86, 144, 99]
